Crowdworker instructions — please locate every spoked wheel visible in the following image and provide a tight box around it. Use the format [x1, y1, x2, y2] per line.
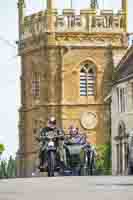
[48, 151, 55, 177]
[80, 149, 89, 176]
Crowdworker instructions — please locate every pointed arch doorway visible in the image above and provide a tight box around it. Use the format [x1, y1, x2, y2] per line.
[115, 121, 128, 175]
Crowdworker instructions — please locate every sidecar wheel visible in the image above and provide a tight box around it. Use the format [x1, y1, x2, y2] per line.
[80, 150, 89, 176]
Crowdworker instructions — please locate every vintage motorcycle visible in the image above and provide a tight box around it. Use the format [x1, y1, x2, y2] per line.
[37, 132, 96, 177]
[37, 130, 65, 177]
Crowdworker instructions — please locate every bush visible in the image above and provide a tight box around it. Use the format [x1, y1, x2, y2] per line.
[0, 156, 17, 179]
[95, 143, 112, 175]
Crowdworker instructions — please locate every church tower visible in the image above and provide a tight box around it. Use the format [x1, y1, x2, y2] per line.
[17, 0, 128, 177]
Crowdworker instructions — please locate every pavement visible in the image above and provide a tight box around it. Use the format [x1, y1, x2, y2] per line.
[0, 176, 133, 200]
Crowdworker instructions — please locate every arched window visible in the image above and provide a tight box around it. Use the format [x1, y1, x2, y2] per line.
[32, 72, 41, 98]
[80, 62, 96, 96]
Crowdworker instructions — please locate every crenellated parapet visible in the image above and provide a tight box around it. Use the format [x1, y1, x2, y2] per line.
[22, 9, 126, 37]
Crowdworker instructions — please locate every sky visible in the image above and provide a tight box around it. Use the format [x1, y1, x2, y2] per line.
[0, 0, 133, 158]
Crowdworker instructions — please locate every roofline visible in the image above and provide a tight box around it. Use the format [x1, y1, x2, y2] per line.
[116, 45, 133, 72]
[114, 74, 133, 85]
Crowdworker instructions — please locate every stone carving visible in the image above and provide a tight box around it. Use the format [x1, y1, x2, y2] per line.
[22, 9, 125, 40]
[80, 112, 98, 130]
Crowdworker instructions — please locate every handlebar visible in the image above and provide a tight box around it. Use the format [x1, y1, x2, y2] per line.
[36, 134, 64, 141]
[36, 133, 86, 142]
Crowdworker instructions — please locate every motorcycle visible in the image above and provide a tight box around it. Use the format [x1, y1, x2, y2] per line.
[38, 130, 64, 177]
[37, 132, 96, 177]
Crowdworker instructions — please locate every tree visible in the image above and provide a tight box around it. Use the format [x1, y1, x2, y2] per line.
[0, 144, 5, 156]
[90, 0, 99, 9]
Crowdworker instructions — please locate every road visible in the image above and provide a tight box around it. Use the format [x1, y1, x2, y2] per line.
[0, 176, 133, 200]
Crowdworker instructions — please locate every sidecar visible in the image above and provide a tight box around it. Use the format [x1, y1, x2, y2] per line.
[62, 142, 90, 176]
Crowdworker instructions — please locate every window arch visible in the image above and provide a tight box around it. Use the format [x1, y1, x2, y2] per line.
[115, 121, 128, 175]
[80, 61, 96, 96]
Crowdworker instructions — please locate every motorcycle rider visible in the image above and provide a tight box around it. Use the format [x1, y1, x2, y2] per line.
[68, 125, 86, 145]
[68, 126, 97, 175]
[68, 125, 97, 156]
[37, 117, 65, 171]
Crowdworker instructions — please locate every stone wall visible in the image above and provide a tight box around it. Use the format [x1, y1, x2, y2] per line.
[112, 80, 133, 175]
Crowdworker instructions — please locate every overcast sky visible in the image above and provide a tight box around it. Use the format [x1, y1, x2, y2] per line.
[0, 0, 133, 158]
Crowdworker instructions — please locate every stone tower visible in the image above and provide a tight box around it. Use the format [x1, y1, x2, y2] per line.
[17, 0, 128, 177]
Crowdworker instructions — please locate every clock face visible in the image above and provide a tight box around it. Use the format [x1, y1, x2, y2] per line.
[80, 112, 98, 130]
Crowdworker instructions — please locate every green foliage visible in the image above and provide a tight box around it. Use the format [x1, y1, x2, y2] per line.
[0, 156, 17, 179]
[0, 144, 5, 154]
[90, 0, 99, 9]
[7, 156, 17, 178]
[0, 160, 7, 178]
[95, 143, 112, 175]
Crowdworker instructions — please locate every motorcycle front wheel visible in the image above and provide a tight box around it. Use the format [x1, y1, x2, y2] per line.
[48, 151, 55, 177]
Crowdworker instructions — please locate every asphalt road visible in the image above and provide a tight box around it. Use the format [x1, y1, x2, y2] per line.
[0, 176, 133, 200]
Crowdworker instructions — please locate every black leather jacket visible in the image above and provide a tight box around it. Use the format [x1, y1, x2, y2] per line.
[39, 127, 64, 138]
[37, 126, 65, 150]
